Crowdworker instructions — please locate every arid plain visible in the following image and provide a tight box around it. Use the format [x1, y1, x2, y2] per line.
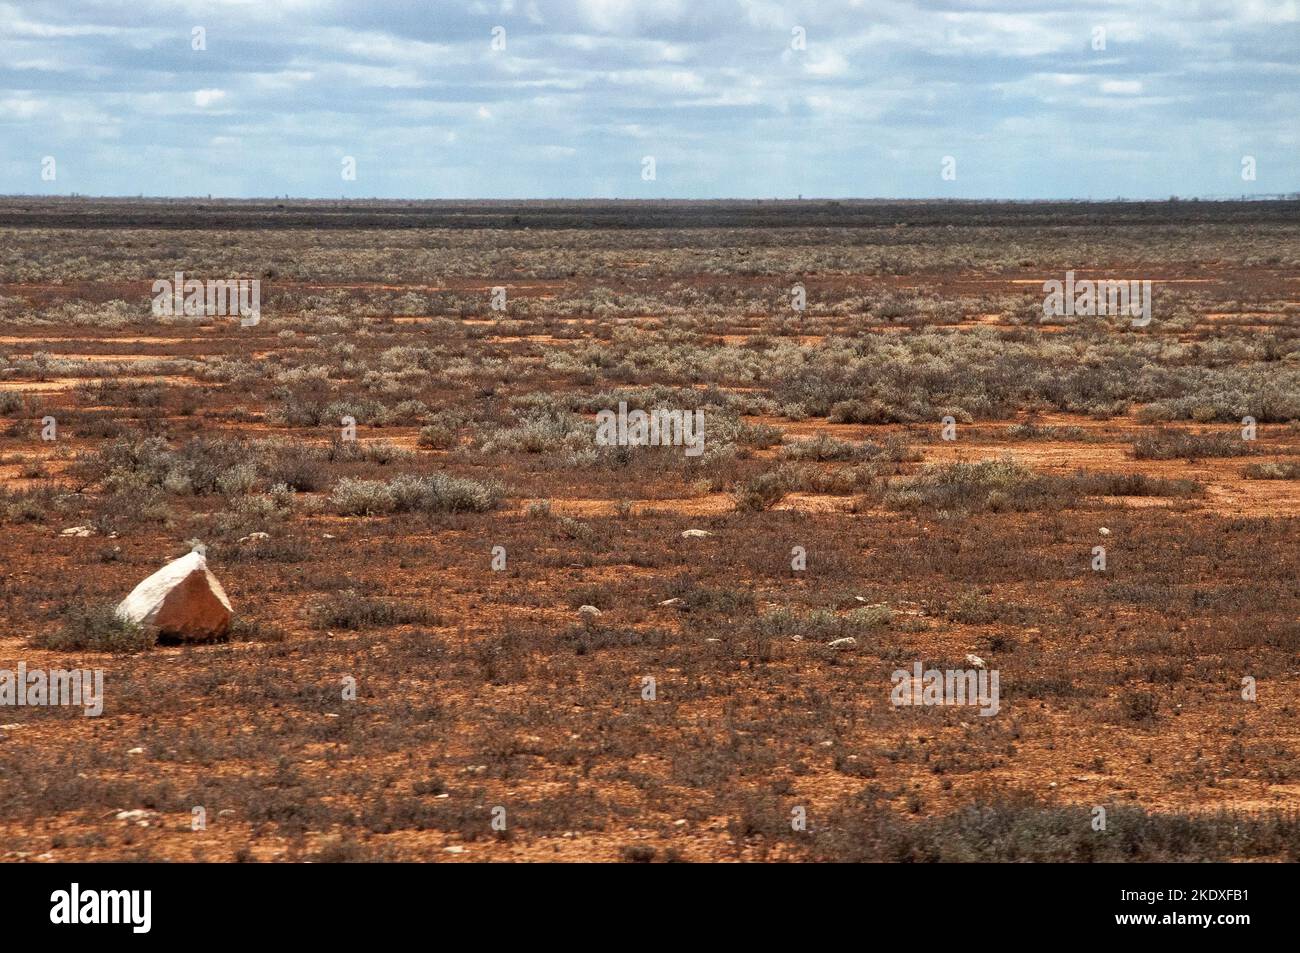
[0, 198, 1297, 861]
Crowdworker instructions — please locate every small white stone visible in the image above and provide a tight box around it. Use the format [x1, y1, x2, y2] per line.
[965, 653, 987, 669]
[1099, 527, 1111, 536]
[827, 637, 857, 649]
[681, 529, 712, 539]
[578, 605, 602, 617]
[126, 747, 144, 755]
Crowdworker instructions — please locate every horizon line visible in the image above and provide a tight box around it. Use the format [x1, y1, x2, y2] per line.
[3, 194, 1298, 204]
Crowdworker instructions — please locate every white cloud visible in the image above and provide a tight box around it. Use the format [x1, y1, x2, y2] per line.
[576, 0, 690, 34]
[803, 48, 849, 78]
[194, 88, 226, 108]
[1099, 80, 1143, 95]
[0, 95, 45, 119]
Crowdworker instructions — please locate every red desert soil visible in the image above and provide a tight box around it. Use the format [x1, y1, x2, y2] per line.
[1, 204, 1297, 862]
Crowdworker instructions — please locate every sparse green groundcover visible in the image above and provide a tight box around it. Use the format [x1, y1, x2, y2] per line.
[805, 798, 1300, 862]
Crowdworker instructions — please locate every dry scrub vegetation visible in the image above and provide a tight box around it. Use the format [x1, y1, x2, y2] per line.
[0, 198, 1297, 862]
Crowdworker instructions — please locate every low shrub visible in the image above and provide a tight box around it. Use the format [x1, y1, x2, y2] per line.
[733, 470, 789, 511]
[1133, 429, 1251, 460]
[35, 604, 156, 653]
[310, 591, 436, 630]
[330, 473, 502, 515]
[1244, 461, 1300, 479]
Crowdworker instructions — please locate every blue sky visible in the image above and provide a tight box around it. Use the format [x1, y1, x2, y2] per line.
[1, 0, 1296, 199]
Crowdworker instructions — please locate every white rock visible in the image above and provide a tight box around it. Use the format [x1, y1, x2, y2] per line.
[680, 529, 712, 539]
[827, 637, 857, 649]
[126, 747, 144, 755]
[444, 845, 467, 854]
[658, 598, 683, 607]
[1099, 527, 1111, 536]
[238, 532, 270, 544]
[116, 551, 232, 642]
[60, 525, 94, 538]
[578, 605, 602, 617]
[965, 653, 987, 669]
[115, 809, 154, 822]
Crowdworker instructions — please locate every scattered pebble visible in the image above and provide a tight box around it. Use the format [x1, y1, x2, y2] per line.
[681, 529, 712, 539]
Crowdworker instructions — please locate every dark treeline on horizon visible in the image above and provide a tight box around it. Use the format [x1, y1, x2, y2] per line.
[0, 196, 1297, 231]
